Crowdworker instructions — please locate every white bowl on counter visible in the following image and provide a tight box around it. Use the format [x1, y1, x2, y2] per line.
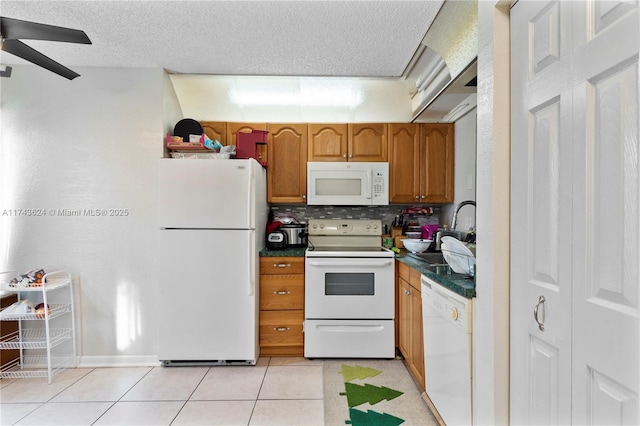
[402, 238, 432, 253]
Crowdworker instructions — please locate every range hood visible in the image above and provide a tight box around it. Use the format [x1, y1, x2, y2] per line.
[401, 0, 478, 123]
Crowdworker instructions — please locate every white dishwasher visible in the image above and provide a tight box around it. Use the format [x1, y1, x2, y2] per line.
[421, 274, 473, 426]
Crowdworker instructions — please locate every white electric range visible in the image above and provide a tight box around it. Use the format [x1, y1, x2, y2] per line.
[304, 219, 395, 358]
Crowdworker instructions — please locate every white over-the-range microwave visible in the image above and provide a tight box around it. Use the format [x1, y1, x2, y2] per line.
[306, 162, 389, 206]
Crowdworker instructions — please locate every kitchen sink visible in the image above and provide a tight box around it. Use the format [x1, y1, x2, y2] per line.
[408, 252, 446, 265]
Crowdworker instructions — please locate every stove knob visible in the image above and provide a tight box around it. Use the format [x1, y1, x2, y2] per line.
[366, 224, 371, 229]
[312, 224, 318, 229]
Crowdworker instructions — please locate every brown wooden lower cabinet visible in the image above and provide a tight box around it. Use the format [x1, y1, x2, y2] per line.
[259, 256, 305, 356]
[397, 262, 425, 391]
[259, 310, 304, 356]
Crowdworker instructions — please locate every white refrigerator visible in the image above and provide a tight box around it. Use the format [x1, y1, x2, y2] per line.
[157, 158, 267, 365]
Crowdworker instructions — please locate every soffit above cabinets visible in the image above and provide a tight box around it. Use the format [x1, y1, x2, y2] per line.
[413, 59, 477, 123]
[402, 0, 478, 123]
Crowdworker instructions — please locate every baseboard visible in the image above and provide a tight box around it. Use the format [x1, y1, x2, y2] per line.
[77, 355, 161, 368]
[422, 391, 446, 426]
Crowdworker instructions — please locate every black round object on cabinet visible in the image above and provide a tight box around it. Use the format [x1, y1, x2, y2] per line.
[173, 119, 204, 142]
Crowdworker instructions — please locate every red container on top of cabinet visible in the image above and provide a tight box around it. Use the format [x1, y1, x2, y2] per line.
[236, 130, 268, 167]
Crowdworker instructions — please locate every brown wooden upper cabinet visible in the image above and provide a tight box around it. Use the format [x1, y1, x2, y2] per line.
[267, 123, 308, 203]
[200, 121, 227, 145]
[226, 122, 267, 146]
[307, 123, 387, 162]
[389, 123, 421, 203]
[348, 123, 388, 162]
[201, 121, 268, 149]
[194, 121, 452, 205]
[307, 123, 348, 161]
[421, 124, 454, 203]
[389, 123, 454, 204]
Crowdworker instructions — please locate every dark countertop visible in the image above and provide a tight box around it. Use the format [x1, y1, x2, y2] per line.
[395, 251, 476, 299]
[259, 247, 306, 257]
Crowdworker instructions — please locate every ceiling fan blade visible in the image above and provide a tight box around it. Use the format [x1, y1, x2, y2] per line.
[1, 39, 80, 80]
[1, 16, 91, 44]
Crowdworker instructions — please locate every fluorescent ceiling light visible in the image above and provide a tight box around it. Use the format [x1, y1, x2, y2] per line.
[228, 77, 365, 107]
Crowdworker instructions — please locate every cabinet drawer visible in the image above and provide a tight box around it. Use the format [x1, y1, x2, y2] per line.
[398, 262, 421, 291]
[260, 257, 304, 275]
[398, 261, 411, 282]
[260, 275, 304, 310]
[259, 310, 304, 346]
[409, 267, 422, 291]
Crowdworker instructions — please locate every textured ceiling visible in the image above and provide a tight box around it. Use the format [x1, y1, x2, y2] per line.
[0, 0, 444, 77]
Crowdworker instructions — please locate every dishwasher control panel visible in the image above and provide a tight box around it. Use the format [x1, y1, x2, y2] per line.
[421, 275, 472, 332]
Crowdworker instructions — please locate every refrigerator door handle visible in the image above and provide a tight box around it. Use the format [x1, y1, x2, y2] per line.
[249, 234, 255, 296]
[249, 162, 255, 228]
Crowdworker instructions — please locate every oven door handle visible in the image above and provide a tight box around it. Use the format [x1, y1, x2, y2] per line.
[316, 324, 386, 333]
[307, 260, 394, 267]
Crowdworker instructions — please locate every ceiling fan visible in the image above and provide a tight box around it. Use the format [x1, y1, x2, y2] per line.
[0, 16, 91, 80]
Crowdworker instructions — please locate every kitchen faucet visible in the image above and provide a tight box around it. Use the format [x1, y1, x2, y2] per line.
[451, 200, 476, 230]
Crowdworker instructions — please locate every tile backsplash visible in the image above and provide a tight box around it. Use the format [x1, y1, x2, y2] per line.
[269, 204, 441, 231]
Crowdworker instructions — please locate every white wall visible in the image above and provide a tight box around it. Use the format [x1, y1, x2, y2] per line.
[163, 72, 184, 136]
[474, 2, 511, 425]
[442, 108, 477, 231]
[0, 66, 172, 366]
[170, 75, 413, 123]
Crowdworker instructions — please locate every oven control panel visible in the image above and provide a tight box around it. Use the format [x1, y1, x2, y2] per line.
[308, 219, 382, 236]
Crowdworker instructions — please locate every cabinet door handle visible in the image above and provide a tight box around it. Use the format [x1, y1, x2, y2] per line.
[274, 263, 291, 268]
[415, 195, 420, 199]
[273, 327, 290, 332]
[273, 290, 291, 295]
[421, 195, 426, 199]
[302, 195, 306, 199]
[405, 289, 411, 296]
[343, 154, 347, 158]
[533, 295, 546, 331]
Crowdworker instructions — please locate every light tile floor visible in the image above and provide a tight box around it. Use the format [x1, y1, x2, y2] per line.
[0, 357, 430, 425]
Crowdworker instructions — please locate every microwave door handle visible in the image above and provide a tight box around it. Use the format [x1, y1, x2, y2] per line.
[365, 170, 372, 199]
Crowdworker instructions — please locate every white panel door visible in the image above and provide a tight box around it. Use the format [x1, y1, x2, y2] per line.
[511, 2, 574, 424]
[511, 1, 639, 424]
[571, 1, 639, 424]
